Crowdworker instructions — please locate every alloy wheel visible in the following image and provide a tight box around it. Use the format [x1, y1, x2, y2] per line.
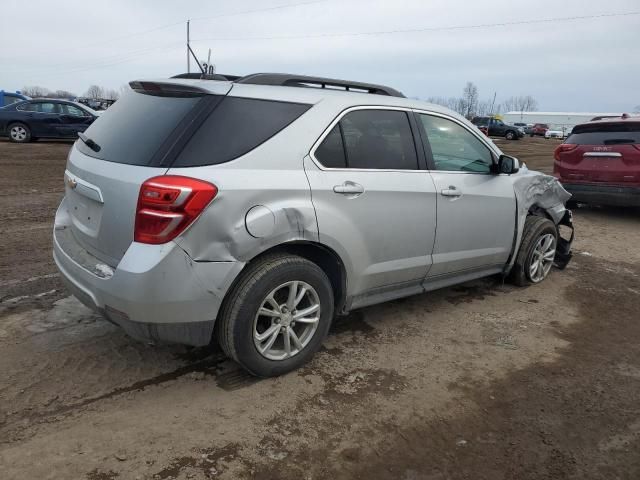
[253, 281, 321, 361]
[10, 126, 27, 141]
[529, 233, 556, 282]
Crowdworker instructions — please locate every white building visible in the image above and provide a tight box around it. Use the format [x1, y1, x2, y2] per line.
[502, 111, 622, 129]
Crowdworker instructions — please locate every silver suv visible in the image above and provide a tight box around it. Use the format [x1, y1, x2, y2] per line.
[53, 73, 573, 377]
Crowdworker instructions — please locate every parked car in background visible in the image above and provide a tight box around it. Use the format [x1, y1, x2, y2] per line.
[513, 122, 534, 135]
[471, 116, 524, 140]
[0, 90, 30, 108]
[0, 99, 99, 142]
[53, 73, 573, 377]
[530, 123, 549, 137]
[545, 126, 572, 139]
[554, 115, 640, 206]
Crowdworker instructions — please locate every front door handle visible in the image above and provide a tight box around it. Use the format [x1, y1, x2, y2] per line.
[441, 186, 462, 197]
[333, 181, 364, 196]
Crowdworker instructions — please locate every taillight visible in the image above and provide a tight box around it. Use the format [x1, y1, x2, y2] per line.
[554, 143, 577, 161]
[135, 176, 217, 244]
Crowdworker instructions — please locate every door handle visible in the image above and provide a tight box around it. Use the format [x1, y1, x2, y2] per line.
[333, 181, 364, 196]
[441, 186, 462, 197]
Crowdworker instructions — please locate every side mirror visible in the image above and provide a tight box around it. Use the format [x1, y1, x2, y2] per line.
[496, 154, 520, 174]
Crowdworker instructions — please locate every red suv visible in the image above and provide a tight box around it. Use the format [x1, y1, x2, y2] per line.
[531, 123, 549, 137]
[553, 116, 640, 206]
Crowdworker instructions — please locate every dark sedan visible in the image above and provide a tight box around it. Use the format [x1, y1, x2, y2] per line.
[0, 99, 99, 143]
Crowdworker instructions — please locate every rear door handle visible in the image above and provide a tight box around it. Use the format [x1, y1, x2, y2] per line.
[333, 181, 364, 196]
[441, 186, 462, 197]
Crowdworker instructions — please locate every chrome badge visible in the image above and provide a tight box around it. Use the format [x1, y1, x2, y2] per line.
[67, 177, 78, 189]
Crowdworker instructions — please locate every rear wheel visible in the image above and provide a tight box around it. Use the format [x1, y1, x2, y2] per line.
[8, 123, 31, 143]
[510, 216, 558, 286]
[216, 254, 334, 377]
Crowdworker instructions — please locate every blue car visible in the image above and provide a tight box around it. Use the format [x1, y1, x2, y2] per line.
[0, 90, 30, 108]
[0, 99, 100, 143]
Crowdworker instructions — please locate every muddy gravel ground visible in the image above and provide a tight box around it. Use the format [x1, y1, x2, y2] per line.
[1, 137, 639, 480]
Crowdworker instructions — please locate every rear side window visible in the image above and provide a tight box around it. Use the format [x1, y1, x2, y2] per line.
[173, 97, 311, 167]
[315, 109, 418, 170]
[16, 102, 37, 112]
[567, 123, 640, 145]
[38, 103, 61, 114]
[77, 89, 201, 165]
[315, 125, 346, 168]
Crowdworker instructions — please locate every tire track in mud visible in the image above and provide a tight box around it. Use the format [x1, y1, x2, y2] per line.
[195, 255, 640, 480]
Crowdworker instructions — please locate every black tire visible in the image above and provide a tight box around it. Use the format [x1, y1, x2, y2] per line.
[509, 216, 558, 287]
[216, 254, 334, 377]
[505, 130, 516, 140]
[8, 123, 31, 143]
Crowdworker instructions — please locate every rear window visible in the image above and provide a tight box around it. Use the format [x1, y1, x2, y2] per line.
[567, 123, 640, 145]
[172, 97, 310, 167]
[77, 89, 201, 165]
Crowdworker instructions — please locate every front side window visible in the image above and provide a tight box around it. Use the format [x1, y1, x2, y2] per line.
[315, 109, 418, 170]
[62, 104, 87, 116]
[419, 114, 493, 173]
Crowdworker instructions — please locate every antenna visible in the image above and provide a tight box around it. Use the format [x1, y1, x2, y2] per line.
[186, 20, 190, 74]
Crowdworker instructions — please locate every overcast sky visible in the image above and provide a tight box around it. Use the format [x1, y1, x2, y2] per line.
[1, 0, 638, 112]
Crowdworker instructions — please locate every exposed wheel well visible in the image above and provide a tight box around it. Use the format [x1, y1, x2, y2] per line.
[241, 242, 347, 313]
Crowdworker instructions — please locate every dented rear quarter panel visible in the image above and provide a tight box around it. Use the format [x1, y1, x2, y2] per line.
[167, 97, 340, 264]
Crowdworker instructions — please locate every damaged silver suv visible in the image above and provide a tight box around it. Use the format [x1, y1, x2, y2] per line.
[53, 73, 573, 377]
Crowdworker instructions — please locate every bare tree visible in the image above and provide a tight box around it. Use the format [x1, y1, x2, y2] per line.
[502, 95, 538, 112]
[85, 85, 105, 99]
[633, 105, 640, 114]
[104, 89, 120, 101]
[50, 89, 77, 99]
[22, 85, 50, 98]
[119, 84, 130, 97]
[427, 96, 466, 116]
[461, 82, 479, 119]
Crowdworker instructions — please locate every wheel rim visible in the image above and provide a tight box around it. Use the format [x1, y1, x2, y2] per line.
[253, 280, 321, 361]
[10, 126, 26, 141]
[529, 233, 556, 283]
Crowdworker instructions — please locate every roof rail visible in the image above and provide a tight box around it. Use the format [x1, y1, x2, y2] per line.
[235, 73, 405, 98]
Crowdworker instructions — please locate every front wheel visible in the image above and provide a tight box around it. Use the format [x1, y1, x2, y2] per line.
[505, 130, 516, 140]
[8, 123, 31, 143]
[216, 254, 334, 377]
[509, 216, 558, 286]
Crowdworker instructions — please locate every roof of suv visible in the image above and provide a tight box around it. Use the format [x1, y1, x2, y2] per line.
[137, 76, 462, 121]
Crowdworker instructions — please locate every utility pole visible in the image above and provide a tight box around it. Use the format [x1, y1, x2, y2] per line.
[489, 91, 497, 115]
[187, 20, 190, 74]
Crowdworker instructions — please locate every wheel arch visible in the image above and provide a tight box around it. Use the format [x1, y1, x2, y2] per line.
[223, 240, 348, 316]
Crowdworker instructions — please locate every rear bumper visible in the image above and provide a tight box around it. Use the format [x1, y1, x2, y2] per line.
[562, 183, 640, 207]
[53, 219, 243, 346]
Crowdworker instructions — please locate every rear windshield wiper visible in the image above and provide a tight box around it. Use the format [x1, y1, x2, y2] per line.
[603, 138, 635, 145]
[78, 132, 101, 152]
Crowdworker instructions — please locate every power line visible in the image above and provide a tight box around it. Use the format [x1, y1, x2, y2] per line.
[81, 0, 327, 49]
[192, 11, 640, 42]
[5, 0, 328, 75]
[191, 0, 326, 22]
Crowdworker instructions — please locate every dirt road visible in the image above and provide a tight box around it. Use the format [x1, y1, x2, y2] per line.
[1, 137, 639, 479]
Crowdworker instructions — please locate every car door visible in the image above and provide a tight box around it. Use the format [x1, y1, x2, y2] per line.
[33, 102, 63, 137]
[59, 103, 94, 137]
[415, 112, 516, 278]
[304, 107, 437, 305]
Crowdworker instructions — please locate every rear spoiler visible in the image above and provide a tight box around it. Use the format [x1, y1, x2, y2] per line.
[128, 81, 210, 97]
